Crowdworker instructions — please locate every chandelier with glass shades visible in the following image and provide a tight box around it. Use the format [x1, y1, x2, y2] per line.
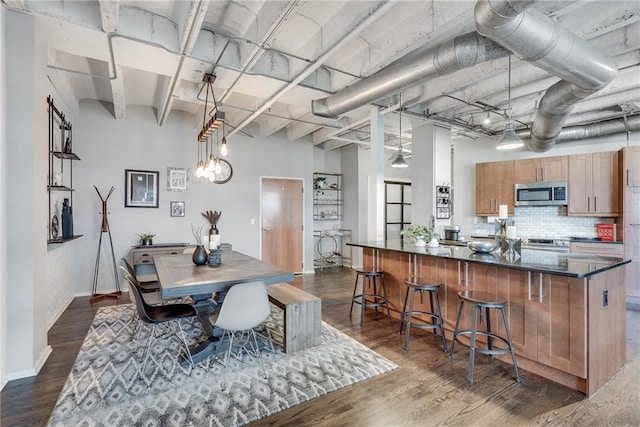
[194, 74, 232, 183]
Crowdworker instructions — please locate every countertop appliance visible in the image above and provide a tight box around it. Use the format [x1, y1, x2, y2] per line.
[522, 237, 570, 252]
[515, 181, 568, 206]
[444, 225, 460, 241]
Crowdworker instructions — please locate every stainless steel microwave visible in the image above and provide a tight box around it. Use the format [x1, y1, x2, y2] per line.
[514, 181, 568, 206]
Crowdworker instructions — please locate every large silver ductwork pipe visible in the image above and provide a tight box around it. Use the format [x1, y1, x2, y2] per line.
[475, 0, 618, 152]
[516, 113, 640, 143]
[312, 32, 509, 118]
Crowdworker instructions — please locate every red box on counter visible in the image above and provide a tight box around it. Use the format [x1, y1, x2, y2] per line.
[597, 223, 616, 241]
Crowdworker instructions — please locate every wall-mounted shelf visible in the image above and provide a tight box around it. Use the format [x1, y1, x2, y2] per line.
[313, 172, 343, 220]
[47, 96, 81, 244]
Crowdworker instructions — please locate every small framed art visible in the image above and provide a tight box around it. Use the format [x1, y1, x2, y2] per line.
[167, 167, 189, 192]
[125, 169, 159, 208]
[170, 201, 185, 217]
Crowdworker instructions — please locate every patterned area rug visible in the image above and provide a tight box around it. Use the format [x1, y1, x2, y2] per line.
[47, 304, 397, 426]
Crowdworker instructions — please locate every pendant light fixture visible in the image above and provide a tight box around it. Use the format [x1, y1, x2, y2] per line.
[497, 55, 524, 150]
[220, 122, 228, 156]
[391, 93, 409, 168]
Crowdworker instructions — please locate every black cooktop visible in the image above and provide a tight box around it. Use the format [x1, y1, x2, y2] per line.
[569, 237, 603, 242]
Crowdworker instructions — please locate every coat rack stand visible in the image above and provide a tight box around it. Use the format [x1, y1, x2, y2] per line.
[90, 185, 121, 303]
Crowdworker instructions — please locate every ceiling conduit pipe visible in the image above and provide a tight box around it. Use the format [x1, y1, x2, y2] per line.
[474, 0, 618, 152]
[312, 32, 510, 118]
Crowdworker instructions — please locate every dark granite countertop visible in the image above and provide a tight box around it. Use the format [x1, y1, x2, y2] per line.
[347, 240, 630, 278]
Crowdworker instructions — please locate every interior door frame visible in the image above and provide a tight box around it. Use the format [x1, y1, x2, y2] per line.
[259, 176, 306, 272]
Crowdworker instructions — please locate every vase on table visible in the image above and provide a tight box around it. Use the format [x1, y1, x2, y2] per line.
[427, 237, 439, 248]
[192, 245, 208, 266]
[414, 238, 426, 247]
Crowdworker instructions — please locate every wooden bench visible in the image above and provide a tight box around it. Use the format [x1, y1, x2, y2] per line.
[267, 283, 322, 353]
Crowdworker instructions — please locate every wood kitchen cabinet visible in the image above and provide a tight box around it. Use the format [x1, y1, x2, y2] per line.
[514, 155, 568, 183]
[623, 146, 640, 187]
[476, 160, 514, 216]
[568, 151, 620, 216]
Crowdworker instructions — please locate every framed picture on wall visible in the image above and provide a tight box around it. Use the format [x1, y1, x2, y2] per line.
[125, 169, 159, 208]
[170, 201, 185, 217]
[167, 167, 190, 192]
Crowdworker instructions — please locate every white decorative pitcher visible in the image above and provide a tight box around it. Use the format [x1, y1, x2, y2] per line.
[414, 238, 426, 247]
[427, 237, 439, 248]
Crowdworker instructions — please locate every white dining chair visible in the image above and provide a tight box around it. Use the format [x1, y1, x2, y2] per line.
[212, 281, 271, 378]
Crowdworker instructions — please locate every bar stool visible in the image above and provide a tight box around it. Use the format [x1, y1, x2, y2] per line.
[349, 269, 392, 325]
[398, 277, 447, 352]
[450, 290, 520, 383]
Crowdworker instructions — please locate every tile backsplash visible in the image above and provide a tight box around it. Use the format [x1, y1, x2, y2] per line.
[474, 206, 614, 239]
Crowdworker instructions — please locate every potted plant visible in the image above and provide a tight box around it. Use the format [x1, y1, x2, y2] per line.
[136, 232, 155, 246]
[401, 224, 438, 247]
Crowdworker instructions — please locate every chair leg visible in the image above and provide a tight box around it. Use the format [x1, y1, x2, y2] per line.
[349, 274, 359, 318]
[379, 276, 392, 324]
[468, 304, 479, 383]
[250, 329, 267, 379]
[142, 324, 157, 374]
[403, 287, 416, 351]
[500, 307, 521, 383]
[434, 290, 447, 353]
[398, 284, 410, 334]
[450, 299, 464, 358]
[176, 320, 194, 367]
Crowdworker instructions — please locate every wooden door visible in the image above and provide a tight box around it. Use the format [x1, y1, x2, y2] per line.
[507, 269, 538, 359]
[592, 151, 619, 215]
[494, 160, 515, 214]
[568, 153, 592, 215]
[537, 274, 587, 378]
[475, 162, 494, 215]
[540, 155, 568, 182]
[261, 178, 303, 273]
[514, 158, 539, 183]
[624, 146, 640, 187]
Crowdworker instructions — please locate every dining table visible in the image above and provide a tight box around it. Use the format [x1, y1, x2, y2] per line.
[154, 250, 295, 364]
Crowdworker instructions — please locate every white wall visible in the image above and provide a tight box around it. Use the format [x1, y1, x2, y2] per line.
[4, 10, 51, 381]
[1, 3, 7, 390]
[73, 100, 316, 294]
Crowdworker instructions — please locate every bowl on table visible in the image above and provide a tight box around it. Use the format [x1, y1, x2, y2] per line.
[467, 240, 499, 253]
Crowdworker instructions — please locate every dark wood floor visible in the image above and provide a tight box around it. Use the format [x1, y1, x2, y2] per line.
[2, 268, 640, 426]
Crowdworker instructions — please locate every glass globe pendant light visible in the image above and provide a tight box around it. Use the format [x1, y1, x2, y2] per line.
[497, 55, 524, 150]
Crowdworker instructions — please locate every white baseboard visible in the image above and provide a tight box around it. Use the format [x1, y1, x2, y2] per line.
[6, 345, 52, 381]
[48, 295, 74, 330]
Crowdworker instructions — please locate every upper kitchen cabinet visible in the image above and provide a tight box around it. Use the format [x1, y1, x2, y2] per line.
[568, 151, 620, 217]
[623, 146, 640, 187]
[476, 160, 514, 216]
[514, 156, 568, 183]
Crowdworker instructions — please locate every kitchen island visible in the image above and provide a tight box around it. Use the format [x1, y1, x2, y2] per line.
[347, 240, 631, 396]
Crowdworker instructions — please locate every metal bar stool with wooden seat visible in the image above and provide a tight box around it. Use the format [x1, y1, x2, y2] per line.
[449, 290, 520, 383]
[349, 269, 392, 325]
[398, 277, 447, 352]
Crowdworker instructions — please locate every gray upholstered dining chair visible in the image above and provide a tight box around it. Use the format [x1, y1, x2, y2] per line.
[212, 281, 271, 378]
[124, 274, 198, 373]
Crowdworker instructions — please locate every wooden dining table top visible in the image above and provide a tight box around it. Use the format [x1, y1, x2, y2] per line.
[154, 250, 295, 299]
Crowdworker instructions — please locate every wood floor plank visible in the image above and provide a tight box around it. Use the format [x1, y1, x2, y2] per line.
[2, 268, 639, 426]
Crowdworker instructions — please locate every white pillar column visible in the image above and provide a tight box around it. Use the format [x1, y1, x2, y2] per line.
[368, 106, 385, 240]
[410, 123, 452, 232]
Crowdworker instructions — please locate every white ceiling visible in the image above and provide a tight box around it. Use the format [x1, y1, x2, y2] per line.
[5, 0, 640, 153]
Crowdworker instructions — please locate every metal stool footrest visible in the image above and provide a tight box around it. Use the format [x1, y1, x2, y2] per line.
[452, 330, 513, 356]
[401, 311, 442, 330]
[353, 293, 389, 308]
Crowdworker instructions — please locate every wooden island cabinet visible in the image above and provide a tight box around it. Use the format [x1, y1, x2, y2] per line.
[349, 240, 629, 396]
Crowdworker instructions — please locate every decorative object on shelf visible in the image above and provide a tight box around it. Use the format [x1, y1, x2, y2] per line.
[314, 176, 327, 189]
[496, 55, 524, 150]
[192, 244, 208, 266]
[194, 73, 234, 185]
[401, 224, 437, 246]
[390, 92, 409, 168]
[167, 167, 189, 192]
[61, 198, 74, 239]
[202, 210, 222, 249]
[136, 232, 155, 246]
[170, 201, 185, 217]
[51, 215, 59, 239]
[91, 185, 121, 304]
[467, 240, 500, 253]
[125, 169, 159, 208]
[208, 249, 222, 267]
[500, 237, 522, 260]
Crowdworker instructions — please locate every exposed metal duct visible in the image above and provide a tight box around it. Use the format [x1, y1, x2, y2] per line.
[312, 32, 510, 118]
[474, 0, 618, 152]
[515, 113, 640, 143]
